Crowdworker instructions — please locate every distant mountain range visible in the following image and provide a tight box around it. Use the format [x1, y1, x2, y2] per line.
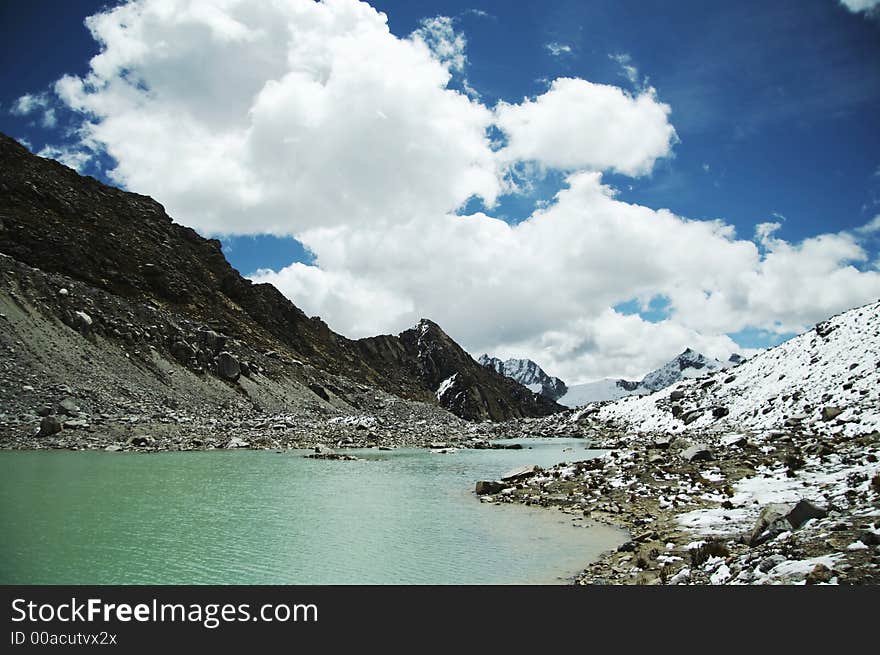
[478, 347, 744, 408]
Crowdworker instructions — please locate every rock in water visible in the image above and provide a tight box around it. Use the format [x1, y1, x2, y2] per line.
[216, 352, 241, 381]
[475, 480, 508, 495]
[37, 415, 62, 437]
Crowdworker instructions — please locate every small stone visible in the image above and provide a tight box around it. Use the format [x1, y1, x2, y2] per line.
[805, 564, 833, 585]
[758, 554, 786, 573]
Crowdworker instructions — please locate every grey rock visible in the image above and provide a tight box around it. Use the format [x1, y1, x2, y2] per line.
[57, 397, 80, 416]
[682, 444, 713, 462]
[653, 435, 673, 449]
[37, 415, 62, 437]
[36, 406, 52, 417]
[821, 406, 843, 421]
[313, 443, 334, 455]
[758, 554, 786, 572]
[669, 389, 686, 401]
[73, 310, 92, 334]
[225, 437, 249, 449]
[748, 500, 827, 546]
[200, 329, 227, 354]
[805, 564, 833, 585]
[501, 464, 541, 482]
[681, 409, 703, 425]
[170, 340, 195, 363]
[712, 406, 730, 419]
[216, 351, 241, 381]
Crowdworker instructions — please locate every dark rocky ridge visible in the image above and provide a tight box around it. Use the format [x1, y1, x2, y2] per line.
[0, 133, 562, 422]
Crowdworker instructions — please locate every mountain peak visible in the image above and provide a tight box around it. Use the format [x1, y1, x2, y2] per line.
[477, 355, 568, 401]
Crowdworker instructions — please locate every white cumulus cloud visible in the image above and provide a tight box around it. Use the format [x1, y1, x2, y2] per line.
[494, 78, 677, 176]
[839, 0, 880, 13]
[29, 0, 880, 382]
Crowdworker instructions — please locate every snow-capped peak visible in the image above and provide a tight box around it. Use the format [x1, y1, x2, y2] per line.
[477, 354, 568, 401]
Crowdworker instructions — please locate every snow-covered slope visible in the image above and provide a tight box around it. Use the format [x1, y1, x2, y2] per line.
[598, 300, 880, 436]
[640, 348, 733, 391]
[557, 349, 743, 408]
[477, 355, 567, 401]
[558, 379, 646, 407]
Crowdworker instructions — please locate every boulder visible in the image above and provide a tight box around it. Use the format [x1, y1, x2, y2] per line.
[821, 406, 843, 422]
[712, 406, 730, 419]
[200, 329, 227, 354]
[475, 480, 509, 495]
[225, 437, 250, 449]
[37, 415, 62, 437]
[128, 435, 155, 447]
[681, 444, 713, 462]
[758, 554, 786, 572]
[57, 397, 80, 416]
[73, 311, 92, 334]
[313, 443, 334, 455]
[669, 389, 686, 401]
[501, 464, 541, 482]
[805, 564, 833, 585]
[681, 409, 703, 425]
[216, 351, 241, 381]
[652, 435, 673, 450]
[748, 500, 827, 546]
[170, 340, 195, 363]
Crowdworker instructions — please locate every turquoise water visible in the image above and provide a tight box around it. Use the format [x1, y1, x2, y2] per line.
[0, 439, 623, 584]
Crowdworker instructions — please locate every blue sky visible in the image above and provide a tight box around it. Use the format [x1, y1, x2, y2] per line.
[1, 0, 879, 380]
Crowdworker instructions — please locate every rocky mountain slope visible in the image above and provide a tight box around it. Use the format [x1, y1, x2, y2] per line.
[477, 355, 567, 400]
[557, 348, 743, 407]
[0, 132, 561, 435]
[596, 305, 877, 435]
